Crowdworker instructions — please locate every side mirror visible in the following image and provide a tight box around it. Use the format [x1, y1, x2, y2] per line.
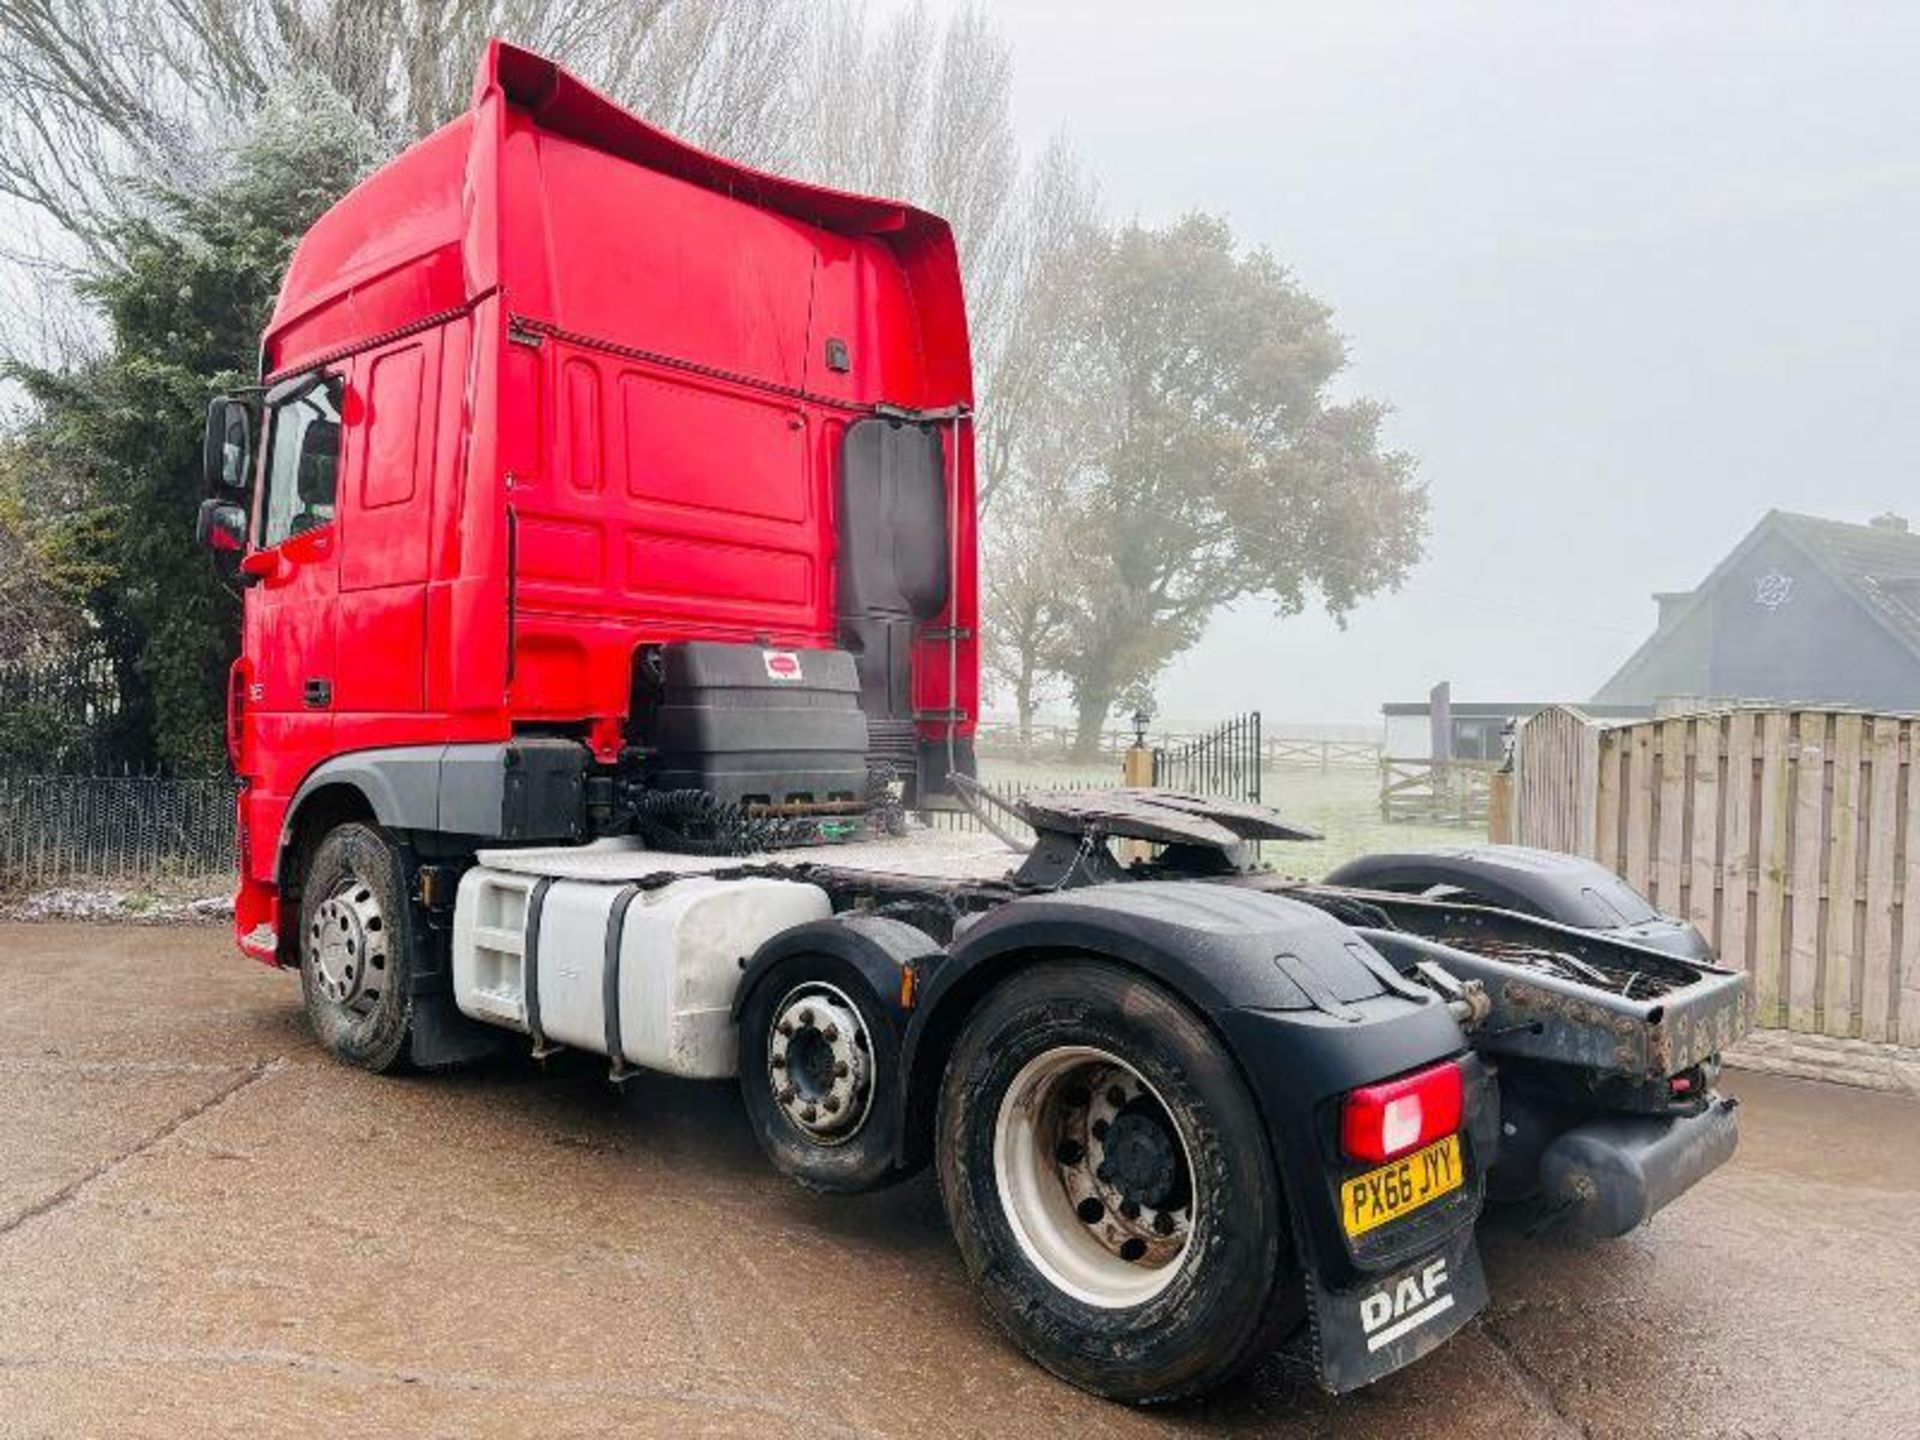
[203, 397, 255, 494]
[196, 496, 248, 554]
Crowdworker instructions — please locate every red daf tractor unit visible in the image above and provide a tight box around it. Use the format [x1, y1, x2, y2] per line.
[196, 42, 1751, 1404]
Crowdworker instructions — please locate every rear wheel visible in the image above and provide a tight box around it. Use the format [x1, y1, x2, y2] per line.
[738, 954, 905, 1194]
[936, 959, 1301, 1402]
[298, 821, 414, 1072]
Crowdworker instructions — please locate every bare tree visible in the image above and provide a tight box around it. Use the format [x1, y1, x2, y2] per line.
[981, 443, 1081, 747]
[972, 135, 1099, 512]
[776, 8, 1111, 512]
[0, 1, 810, 266]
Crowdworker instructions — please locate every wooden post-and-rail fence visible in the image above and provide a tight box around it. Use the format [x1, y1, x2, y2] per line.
[1515, 705, 1920, 1046]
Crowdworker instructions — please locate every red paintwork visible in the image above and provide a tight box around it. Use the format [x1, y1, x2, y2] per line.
[231, 40, 978, 958]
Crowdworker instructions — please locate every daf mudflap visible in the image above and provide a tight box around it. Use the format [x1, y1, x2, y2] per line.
[1314, 1227, 1489, 1392]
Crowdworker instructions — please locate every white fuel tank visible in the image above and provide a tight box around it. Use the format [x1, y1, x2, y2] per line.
[451, 868, 831, 1078]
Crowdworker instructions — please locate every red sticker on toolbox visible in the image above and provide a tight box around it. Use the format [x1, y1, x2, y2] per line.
[763, 650, 803, 681]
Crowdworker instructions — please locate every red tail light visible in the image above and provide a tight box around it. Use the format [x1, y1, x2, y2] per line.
[1341, 1060, 1464, 1164]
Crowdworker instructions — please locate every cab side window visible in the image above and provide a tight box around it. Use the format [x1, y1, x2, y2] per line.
[258, 376, 343, 548]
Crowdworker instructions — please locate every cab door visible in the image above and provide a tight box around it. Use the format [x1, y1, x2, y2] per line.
[334, 333, 441, 716]
[244, 373, 344, 813]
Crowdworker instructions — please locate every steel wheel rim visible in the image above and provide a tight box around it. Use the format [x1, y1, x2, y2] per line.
[768, 981, 874, 1143]
[308, 875, 389, 1017]
[992, 1044, 1197, 1309]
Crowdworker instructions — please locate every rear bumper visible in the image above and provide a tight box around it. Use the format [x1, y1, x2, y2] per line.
[1538, 1094, 1741, 1238]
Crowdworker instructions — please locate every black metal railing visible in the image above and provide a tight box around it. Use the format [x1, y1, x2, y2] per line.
[1153, 712, 1262, 804]
[0, 770, 238, 893]
[0, 638, 132, 774]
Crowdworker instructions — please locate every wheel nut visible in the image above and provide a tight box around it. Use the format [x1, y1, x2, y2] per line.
[778, 1086, 796, 1103]
[777, 1021, 794, 1037]
[798, 1008, 815, 1026]
[1063, 1084, 1091, 1108]
[1119, 1200, 1140, 1220]
[1153, 1211, 1176, 1235]
[1076, 1197, 1105, 1224]
[771, 1054, 787, 1069]
[1106, 1084, 1126, 1106]
[1119, 1238, 1148, 1263]
[1055, 1140, 1084, 1165]
[1096, 1161, 1114, 1183]
[802, 1104, 818, 1122]
[833, 1060, 848, 1078]
[823, 1023, 840, 1042]
[823, 1096, 840, 1113]
[1090, 1119, 1109, 1141]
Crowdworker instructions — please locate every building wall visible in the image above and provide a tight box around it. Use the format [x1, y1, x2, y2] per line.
[1383, 711, 1523, 760]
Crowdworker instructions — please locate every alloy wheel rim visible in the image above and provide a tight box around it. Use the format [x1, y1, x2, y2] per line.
[309, 877, 389, 1017]
[768, 982, 874, 1143]
[992, 1045, 1197, 1309]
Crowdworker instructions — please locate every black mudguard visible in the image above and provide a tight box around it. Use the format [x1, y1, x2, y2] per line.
[733, 914, 943, 1032]
[903, 881, 1495, 1392]
[1324, 844, 1713, 960]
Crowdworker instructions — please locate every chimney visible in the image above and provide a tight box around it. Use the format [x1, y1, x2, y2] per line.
[1870, 512, 1909, 533]
[1654, 590, 1693, 629]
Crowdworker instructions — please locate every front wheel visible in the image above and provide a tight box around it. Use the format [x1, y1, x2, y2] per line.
[936, 960, 1302, 1403]
[297, 821, 415, 1073]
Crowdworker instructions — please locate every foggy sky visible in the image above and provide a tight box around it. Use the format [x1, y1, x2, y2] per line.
[943, 1, 1920, 726]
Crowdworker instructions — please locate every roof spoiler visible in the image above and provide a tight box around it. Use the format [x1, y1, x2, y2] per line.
[474, 39, 929, 240]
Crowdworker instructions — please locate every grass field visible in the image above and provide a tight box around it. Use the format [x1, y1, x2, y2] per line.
[974, 758, 1482, 880]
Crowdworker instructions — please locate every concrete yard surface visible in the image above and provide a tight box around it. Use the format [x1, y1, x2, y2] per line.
[1, 923, 1916, 1438]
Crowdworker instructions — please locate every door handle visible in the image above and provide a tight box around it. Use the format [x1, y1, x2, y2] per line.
[303, 678, 333, 709]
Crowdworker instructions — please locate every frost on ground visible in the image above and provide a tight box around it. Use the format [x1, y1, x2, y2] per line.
[2, 887, 232, 924]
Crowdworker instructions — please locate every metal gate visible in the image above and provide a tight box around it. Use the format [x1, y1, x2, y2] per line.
[1152, 712, 1262, 804]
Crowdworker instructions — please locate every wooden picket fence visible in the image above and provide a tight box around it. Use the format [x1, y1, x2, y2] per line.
[1515, 705, 1920, 1045]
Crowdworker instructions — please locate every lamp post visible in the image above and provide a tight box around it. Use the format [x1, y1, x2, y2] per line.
[1124, 708, 1154, 790]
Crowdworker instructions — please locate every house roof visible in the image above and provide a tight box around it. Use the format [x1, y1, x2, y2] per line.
[1381, 701, 1652, 718]
[1596, 510, 1920, 700]
[1773, 512, 1920, 659]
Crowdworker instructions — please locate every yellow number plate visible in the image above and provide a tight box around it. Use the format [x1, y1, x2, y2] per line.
[1341, 1134, 1463, 1237]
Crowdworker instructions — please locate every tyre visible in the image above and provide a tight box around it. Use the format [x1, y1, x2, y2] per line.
[936, 959, 1302, 1403]
[297, 821, 415, 1073]
[738, 954, 905, 1194]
